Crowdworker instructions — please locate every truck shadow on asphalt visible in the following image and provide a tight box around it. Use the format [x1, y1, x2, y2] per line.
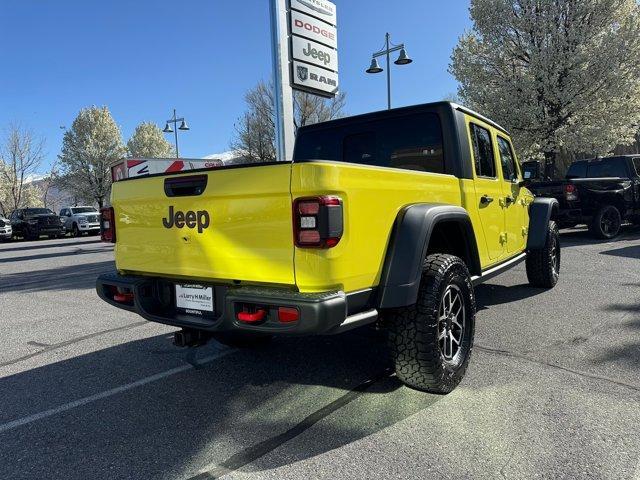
[0, 330, 442, 480]
[559, 224, 640, 248]
[591, 302, 640, 370]
[0, 260, 114, 293]
[0, 238, 102, 254]
[600, 245, 640, 260]
[0, 247, 107, 264]
[475, 283, 546, 310]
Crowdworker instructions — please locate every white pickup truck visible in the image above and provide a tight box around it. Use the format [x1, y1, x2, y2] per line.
[0, 216, 11, 241]
[59, 206, 101, 237]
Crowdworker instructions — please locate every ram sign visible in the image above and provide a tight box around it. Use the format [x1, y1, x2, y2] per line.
[289, 0, 338, 98]
[292, 60, 339, 96]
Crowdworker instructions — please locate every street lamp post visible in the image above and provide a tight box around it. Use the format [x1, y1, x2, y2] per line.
[366, 33, 413, 110]
[163, 109, 190, 158]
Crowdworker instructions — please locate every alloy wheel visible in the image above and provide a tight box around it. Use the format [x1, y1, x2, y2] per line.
[601, 209, 620, 236]
[438, 284, 465, 363]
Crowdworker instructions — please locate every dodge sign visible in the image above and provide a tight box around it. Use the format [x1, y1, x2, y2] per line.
[291, 9, 337, 49]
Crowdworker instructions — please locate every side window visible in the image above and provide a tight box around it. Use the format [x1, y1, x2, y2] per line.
[497, 136, 518, 181]
[632, 158, 640, 176]
[470, 123, 496, 178]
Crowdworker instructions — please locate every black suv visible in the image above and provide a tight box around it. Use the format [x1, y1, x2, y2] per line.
[10, 208, 64, 240]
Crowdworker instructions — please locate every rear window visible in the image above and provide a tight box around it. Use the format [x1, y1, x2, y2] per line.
[71, 207, 97, 214]
[566, 161, 587, 179]
[294, 112, 445, 174]
[586, 158, 628, 178]
[25, 208, 54, 215]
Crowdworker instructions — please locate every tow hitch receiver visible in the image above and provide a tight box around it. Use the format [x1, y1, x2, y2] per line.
[174, 329, 210, 348]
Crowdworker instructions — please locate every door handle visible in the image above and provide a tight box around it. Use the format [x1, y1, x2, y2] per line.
[480, 195, 494, 205]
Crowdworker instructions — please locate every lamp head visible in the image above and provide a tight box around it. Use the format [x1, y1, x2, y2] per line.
[394, 48, 413, 65]
[366, 57, 383, 74]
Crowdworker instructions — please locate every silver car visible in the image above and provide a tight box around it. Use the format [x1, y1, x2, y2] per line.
[0, 216, 12, 241]
[59, 206, 101, 237]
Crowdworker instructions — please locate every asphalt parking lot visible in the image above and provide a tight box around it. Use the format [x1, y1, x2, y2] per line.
[1, 229, 639, 480]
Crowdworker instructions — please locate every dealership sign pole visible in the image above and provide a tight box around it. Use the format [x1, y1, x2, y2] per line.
[270, 0, 296, 162]
[270, 0, 338, 161]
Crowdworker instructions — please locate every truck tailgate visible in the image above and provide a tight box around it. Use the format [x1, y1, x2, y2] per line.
[112, 163, 295, 286]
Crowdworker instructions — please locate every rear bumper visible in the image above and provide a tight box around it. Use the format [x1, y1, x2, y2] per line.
[96, 272, 375, 336]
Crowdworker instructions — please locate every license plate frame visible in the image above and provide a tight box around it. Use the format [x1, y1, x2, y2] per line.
[175, 284, 214, 314]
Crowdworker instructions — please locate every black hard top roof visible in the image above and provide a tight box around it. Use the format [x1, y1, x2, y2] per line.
[297, 101, 510, 136]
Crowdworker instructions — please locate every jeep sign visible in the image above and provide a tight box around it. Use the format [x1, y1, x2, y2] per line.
[291, 10, 337, 49]
[292, 60, 339, 96]
[290, 0, 336, 26]
[291, 35, 338, 72]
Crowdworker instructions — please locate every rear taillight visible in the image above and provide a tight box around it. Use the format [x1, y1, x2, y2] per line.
[100, 207, 116, 243]
[564, 183, 578, 201]
[293, 196, 343, 248]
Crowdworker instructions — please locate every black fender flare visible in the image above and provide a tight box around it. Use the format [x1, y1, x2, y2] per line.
[526, 197, 558, 250]
[377, 204, 481, 309]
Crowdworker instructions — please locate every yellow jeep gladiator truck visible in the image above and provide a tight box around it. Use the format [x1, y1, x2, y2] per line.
[97, 102, 559, 393]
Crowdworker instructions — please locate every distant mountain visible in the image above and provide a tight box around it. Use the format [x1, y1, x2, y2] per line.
[203, 150, 248, 165]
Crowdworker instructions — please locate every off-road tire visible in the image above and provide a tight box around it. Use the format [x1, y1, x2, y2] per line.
[526, 220, 560, 288]
[386, 254, 476, 394]
[211, 332, 272, 349]
[72, 223, 81, 237]
[589, 205, 621, 239]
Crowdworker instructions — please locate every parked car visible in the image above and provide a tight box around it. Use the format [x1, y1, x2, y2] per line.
[97, 102, 560, 394]
[0, 216, 12, 241]
[524, 156, 640, 238]
[9, 208, 64, 240]
[59, 206, 101, 237]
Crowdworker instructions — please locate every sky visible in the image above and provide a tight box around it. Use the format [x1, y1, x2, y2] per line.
[0, 0, 472, 171]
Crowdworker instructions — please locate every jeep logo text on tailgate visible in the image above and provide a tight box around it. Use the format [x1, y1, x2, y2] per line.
[162, 206, 210, 233]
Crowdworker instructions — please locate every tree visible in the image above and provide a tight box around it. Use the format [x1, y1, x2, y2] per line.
[450, 0, 640, 178]
[0, 124, 45, 216]
[127, 122, 174, 158]
[58, 106, 126, 207]
[231, 80, 347, 162]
